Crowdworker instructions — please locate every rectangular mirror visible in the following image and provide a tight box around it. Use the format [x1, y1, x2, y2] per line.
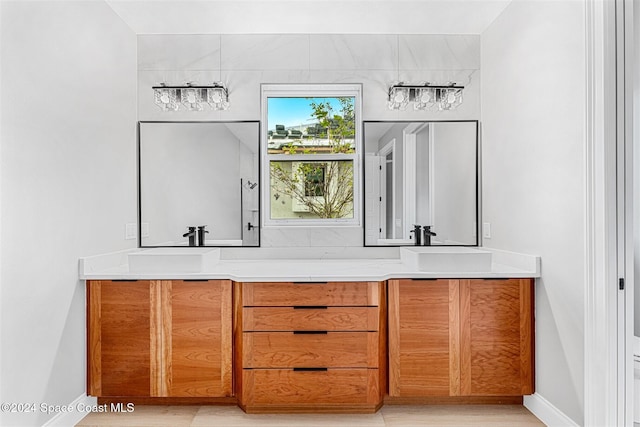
[139, 121, 260, 247]
[363, 121, 478, 246]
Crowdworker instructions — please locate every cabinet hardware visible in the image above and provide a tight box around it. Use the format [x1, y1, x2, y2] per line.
[293, 306, 328, 310]
[293, 367, 328, 372]
[111, 279, 138, 282]
[293, 331, 328, 334]
[293, 281, 328, 284]
[619, 278, 625, 290]
[183, 279, 209, 282]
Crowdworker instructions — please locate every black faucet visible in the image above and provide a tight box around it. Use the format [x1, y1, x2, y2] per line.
[423, 226, 437, 246]
[197, 225, 209, 246]
[182, 226, 197, 247]
[410, 225, 422, 246]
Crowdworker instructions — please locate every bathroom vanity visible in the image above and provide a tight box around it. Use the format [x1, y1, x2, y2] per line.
[81, 247, 538, 412]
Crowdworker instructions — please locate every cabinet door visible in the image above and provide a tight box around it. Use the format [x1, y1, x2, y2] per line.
[88, 279, 233, 398]
[88, 280, 153, 397]
[460, 279, 534, 396]
[388, 279, 460, 396]
[160, 280, 233, 397]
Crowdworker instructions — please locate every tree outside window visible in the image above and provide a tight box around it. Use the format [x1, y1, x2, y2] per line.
[265, 89, 359, 222]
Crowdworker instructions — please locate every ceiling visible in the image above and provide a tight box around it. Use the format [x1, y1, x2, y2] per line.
[105, 0, 512, 35]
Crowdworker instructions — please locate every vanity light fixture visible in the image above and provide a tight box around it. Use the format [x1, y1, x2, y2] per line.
[153, 83, 229, 111]
[388, 83, 464, 111]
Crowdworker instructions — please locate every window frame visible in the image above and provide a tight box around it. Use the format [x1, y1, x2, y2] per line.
[261, 84, 362, 227]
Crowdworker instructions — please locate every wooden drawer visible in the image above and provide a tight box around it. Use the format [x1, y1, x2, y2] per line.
[242, 282, 380, 307]
[243, 307, 379, 331]
[243, 332, 379, 368]
[242, 368, 381, 405]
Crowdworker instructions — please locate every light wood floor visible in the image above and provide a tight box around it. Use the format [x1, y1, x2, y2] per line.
[76, 404, 546, 426]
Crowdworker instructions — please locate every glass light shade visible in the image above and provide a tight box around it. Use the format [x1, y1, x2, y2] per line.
[207, 87, 230, 110]
[414, 87, 436, 110]
[154, 87, 179, 111]
[181, 87, 204, 111]
[388, 87, 409, 110]
[439, 88, 463, 111]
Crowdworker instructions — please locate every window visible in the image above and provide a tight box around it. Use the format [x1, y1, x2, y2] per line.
[301, 163, 325, 197]
[262, 84, 361, 225]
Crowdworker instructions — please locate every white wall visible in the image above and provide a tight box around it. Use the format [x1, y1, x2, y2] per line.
[481, 1, 585, 424]
[137, 34, 481, 247]
[634, 0, 640, 336]
[0, 2, 137, 426]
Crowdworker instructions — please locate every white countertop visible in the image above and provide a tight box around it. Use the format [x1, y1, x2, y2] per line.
[79, 246, 540, 281]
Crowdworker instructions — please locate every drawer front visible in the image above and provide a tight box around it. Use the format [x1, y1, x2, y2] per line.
[243, 307, 379, 331]
[242, 368, 380, 405]
[243, 332, 379, 368]
[242, 282, 379, 307]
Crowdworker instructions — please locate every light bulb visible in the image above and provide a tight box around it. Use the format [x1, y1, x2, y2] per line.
[210, 91, 222, 103]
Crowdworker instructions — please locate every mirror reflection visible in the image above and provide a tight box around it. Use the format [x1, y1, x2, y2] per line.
[139, 121, 260, 247]
[364, 121, 478, 246]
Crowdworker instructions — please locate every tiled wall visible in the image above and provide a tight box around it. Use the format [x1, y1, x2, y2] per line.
[138, 34, 480, 121]
[137, 34, 480, 246]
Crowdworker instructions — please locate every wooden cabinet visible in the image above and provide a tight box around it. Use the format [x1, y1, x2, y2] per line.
[88, 276, 533, 407]
[87, 280, 232, 398]
[160, 280, 233, 397]
[388, 278, 534, 398]
[236, 281, 386, 413]
[388, 279, 459, 397]
[460, 279, 534, 396]
[88, 280, 153, 397]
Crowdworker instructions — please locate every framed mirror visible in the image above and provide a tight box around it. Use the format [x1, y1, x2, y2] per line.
[138, 121, 260, 247]
[363, 120, 478, 246]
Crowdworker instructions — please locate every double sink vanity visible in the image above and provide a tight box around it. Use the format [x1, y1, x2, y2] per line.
[81, 116, 538, 412]
[80, 246, 539, 413]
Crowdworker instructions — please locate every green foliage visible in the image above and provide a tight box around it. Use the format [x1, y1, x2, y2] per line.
[284, 144, 298, 154]
[308, 97, 355, 154]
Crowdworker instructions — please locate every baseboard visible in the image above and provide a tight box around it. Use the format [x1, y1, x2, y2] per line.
[524, 393, 579, 426]
[41, 394, 97, 427]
